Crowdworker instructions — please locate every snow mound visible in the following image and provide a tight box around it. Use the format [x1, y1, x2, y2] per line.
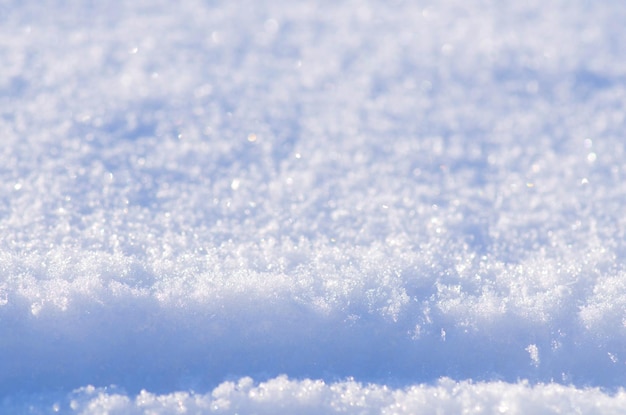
[5, 377, 626, 414]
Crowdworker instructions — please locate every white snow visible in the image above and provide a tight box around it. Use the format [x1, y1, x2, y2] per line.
[2, 0, 626, 413]
[28, 378, 626, 414]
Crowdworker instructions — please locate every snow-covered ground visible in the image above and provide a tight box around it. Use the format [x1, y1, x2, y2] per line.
[2, 0, 626, 413]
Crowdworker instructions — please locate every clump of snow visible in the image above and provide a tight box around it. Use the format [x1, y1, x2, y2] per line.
[5, 377, 626, 414]
[2, 0, 626, 412]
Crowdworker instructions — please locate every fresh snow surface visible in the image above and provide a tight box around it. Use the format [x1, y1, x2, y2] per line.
[2, 0, 626, 413]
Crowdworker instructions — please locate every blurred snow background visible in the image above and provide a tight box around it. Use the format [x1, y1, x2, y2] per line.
[2, 0, 626, 413]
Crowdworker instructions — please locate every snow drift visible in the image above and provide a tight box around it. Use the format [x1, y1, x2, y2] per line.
[1, 0, 626, 413]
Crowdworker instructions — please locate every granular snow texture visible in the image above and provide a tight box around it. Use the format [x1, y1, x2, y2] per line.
[1, 0, 626, 413]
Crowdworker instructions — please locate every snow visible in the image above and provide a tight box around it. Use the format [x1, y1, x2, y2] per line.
[2, 0, 626, 413]
[8, 377, 626, 415]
